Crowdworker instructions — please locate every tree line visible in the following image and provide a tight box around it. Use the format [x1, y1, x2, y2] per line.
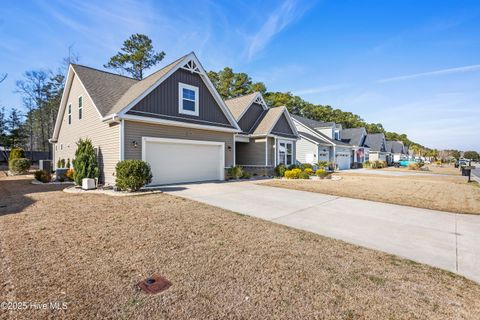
[1, 33, 476, 161]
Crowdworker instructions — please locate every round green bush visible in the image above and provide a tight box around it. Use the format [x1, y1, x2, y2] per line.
[228, 165, 243, 179]
[9, 148, 25, 162]
[9, 158, 30, 175]
[34, 170, 52, 183]
[298, 171, 310, 179]
[274, 164, 287, 177]
[115, 160, 152, 192]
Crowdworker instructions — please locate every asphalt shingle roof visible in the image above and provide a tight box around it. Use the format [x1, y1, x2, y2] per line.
[291, 115, 334, 128]
[224, 93, 259, 120]
[251, 107, 285, 136]
[71, 54, 188, 117]
[364, 133, 386, 152]
[341, 127, 366, 146]
[386, 140, 406, 154]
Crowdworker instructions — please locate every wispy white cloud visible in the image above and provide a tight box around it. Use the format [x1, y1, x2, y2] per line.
[377, 64, 480, 83]
[246, 0, 313, 60]
[293, 84, 347, 95]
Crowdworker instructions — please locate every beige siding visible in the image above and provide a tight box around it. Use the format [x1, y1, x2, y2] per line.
[296, 137, 317, 164]
[124, 120, 234, 167]
[54, 74, 119, 184]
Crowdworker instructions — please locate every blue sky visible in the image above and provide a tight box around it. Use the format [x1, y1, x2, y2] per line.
[1, 0, 479, 150]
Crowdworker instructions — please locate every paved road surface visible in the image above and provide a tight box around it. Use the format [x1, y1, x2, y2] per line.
[161, 180, 480, 284]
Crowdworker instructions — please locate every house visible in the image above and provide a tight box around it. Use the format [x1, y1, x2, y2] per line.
[224, 93, 298, 175]
[50, 52, 244, 186]
[364, 133, 388, 162]
[292, 115, 353, 170]
[341, 127, 369, 166]
[386, 140, 408, 162]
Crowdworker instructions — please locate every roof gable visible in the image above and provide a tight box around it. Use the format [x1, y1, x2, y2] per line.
[225, 92, 267, 121]
[364, 133, 386, 151]
[252, 107, 298, 138]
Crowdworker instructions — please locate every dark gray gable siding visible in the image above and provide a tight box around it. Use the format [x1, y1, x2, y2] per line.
[128, 68, 233, 127]
[271, 113, 295, 137]
[238, 103, 264, 133]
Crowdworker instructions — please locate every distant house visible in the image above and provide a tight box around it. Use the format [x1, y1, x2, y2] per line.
[364, 133, 388, 162]
[224, 92, 298, 175]
[386, 140, 408, 162]
[292, 115, 353, 170]
[341, 127, 369, 165]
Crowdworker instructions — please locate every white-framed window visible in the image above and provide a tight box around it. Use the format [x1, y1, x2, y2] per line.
[67, 104, 72, 124]
[78, 96, 83, 120]
[278, 140, 293, 166]
[60, 143, 63, 150]
[178, 82, 199, 116]
[334, 130, 340, 140]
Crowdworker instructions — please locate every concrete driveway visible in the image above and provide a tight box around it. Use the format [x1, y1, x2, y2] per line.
[161, 180, 480, 284]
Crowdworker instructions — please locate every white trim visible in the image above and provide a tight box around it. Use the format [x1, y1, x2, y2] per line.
[117, 52, 241, 131]
[78, 95, 83, 120]
[124, 109, 233, 127]
[232, 134, 236, 166]
[141, 136, 225, 181]
[277, 140, 293, 166]
[178, 82, 199, 116]
[265, 138, 268, 166]
[122, 114, 240, 133]
[293, 119, 335, 146]
[119, 119, 124, 161]
[274, 136, 277, 166]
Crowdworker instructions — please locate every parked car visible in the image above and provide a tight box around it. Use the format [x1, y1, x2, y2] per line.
[395, 159, 418, 168]
[455, 159, 469, 168]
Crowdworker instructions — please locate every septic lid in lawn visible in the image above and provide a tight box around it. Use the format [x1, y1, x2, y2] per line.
[138, 274, 172, 294]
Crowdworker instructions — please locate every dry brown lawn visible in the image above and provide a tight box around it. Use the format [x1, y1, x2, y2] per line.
[262, 173, 480, 215]
[381, 164, 461, 176]
[1, 176, 480, 319]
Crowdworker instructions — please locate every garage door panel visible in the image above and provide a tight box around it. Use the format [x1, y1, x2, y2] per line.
[144, 138, 224, 185]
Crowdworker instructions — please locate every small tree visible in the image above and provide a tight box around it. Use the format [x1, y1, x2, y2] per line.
[9, 148, 25, 162]
[104, 34, 165, 80]
[72, 138, 99, 185]
[463, 151, 480, 162]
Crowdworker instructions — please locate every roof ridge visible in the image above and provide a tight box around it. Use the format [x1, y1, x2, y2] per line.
[139, 54, 189, 82]
[71, 64, 138, 81]
[225, 92, 258, 101]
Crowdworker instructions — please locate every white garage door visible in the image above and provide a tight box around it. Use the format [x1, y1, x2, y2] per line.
[336, 153, 351, 170]
[143, 137, 224, 185]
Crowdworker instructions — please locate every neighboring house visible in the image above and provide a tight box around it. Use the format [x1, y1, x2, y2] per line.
[50, 52, 242, 185]
[224, 92, 298, 175]
[341, 127, 369, 166]
[386, 140, 408, 162]
[292, 115, 353, 170]
[364, 133, 388, 161]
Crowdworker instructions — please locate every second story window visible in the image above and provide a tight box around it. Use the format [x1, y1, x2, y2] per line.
[68, 104, 72, 124]
[78, 96, 83, 120]
[178, 82, 199, 116]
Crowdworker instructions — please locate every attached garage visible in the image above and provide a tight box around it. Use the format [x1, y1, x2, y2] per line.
[142, 137, 225, 185]
[335, 152, 351, 170]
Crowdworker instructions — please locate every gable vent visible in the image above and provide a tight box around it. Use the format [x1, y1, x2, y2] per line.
[182, 60, 201, 73]
[254, 95, 267, 108]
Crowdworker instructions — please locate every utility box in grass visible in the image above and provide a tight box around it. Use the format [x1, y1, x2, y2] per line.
[82, 178, 96, 190]
[39, 160, 52, 172]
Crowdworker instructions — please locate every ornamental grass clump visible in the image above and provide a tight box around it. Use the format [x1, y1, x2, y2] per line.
[228, 165, 244, 179]
[316, 168, 330, 179]
[72, 138, 99, 185]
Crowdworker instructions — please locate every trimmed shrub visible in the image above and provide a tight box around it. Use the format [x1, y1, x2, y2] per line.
[363, 160, 371, 168]
[227, 165, 244, 179]
[274, 164, 287, 177]
[298, 171, 310, 179]
[316, 168, 329, 179]
[9, 148, 25, 162]
[304, 168, 314, 175]
[288, 164, 299, 170]
[9, 158, 30, 174]
[34, 170, 52, 183]
[284, 168, 301, 179]
[241, 171, 251, 179]
[300, 163, 313, 170]
[115, 160, 152, 192]
[66, 169, 74, 181]
[66, 158, 71, 169]
[72, 139, 99, 185]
